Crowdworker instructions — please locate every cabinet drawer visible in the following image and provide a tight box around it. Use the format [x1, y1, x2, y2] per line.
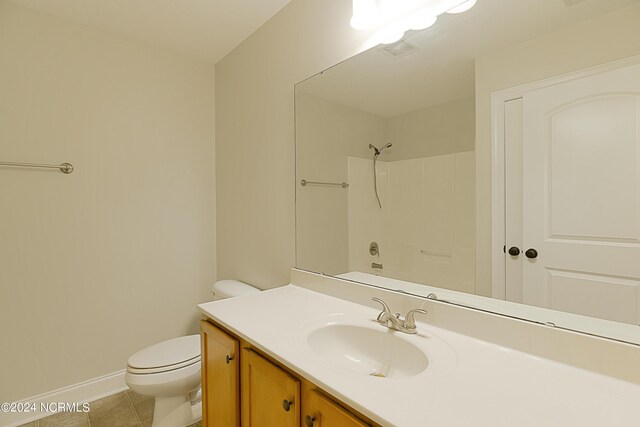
[303, 387, 370, 427]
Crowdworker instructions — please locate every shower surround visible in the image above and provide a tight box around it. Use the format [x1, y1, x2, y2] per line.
[347, 152, 475, 293]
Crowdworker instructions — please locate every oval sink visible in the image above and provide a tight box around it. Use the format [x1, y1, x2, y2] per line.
[307, 324, 429, 379]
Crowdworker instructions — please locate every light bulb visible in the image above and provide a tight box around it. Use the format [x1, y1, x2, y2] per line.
[409, 9, 438, 31]
[447, 0, 477, 14]
[353, 0, 478, 46]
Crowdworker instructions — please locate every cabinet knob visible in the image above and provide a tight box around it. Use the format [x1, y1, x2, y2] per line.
[305, 415, 316, 427]
[508, 246, 521, 256]
[225, 355, 234, 364]
[282, 399, 293, 412]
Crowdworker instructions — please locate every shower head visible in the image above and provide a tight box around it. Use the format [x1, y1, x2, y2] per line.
[369, 143, 393, 156]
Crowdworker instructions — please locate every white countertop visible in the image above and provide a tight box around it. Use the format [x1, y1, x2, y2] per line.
[198, 285, 640, 427]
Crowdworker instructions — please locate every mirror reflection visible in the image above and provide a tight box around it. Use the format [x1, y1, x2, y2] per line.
[295, 0, 640, 342]
[296, 39, 475, 292]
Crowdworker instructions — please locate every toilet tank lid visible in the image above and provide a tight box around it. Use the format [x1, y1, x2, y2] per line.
[212, 279, 260, 298]
[127, 335, 200, 369]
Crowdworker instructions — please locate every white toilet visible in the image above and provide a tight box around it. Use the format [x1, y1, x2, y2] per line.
[125, 280, 260, 427]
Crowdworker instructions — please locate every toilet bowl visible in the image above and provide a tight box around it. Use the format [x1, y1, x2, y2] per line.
[125, 280, 260, 427]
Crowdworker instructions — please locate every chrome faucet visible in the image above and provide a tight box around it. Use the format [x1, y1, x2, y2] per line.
[371, 297, 427, 334]
[371, 297, 403, 329]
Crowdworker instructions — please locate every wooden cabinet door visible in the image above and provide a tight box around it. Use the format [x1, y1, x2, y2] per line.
[302, 387, 370, 427]
[241, 348, 300, 427]
[200, 320, 240, 427]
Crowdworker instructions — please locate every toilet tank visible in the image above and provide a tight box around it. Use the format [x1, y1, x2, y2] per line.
[212, 279, 260, 300]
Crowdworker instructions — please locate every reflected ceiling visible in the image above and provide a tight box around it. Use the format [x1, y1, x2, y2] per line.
[298, 0, 640, 117]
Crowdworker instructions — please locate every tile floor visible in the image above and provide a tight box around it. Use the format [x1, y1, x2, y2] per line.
[18, 389, 202, 427]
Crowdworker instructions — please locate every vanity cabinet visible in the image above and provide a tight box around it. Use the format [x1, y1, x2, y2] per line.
[200, 320, 240, 427]
[200, 320, 378, 427]
[241, 348, 300, 427]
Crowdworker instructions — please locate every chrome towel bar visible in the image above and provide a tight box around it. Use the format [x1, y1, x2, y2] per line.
[0, 161, 74, 174]
[300, 179, 349, 189]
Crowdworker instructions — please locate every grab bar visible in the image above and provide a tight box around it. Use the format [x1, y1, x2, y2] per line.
[300, 179, 348, 189]
[0, 161, 74, 174]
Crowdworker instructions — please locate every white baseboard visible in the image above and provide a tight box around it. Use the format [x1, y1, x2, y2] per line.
[0, 370, 127, 427]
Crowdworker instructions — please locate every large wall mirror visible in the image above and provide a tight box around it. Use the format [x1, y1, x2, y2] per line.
[295, 0, 640, 344]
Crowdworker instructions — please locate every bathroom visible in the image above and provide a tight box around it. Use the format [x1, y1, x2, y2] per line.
[1, 0, 640, 426]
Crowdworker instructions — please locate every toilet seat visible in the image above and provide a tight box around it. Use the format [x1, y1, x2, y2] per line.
[127, 355, 200, 375]
[127, 335, 200, 375]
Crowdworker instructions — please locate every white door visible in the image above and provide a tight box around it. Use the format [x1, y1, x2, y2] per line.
[506, 62, 640, 325]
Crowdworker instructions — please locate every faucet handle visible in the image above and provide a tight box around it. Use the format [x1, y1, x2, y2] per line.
[371, 297, 393, 323]
[403, 309, 428, 330]
[371, 297, 391, 313]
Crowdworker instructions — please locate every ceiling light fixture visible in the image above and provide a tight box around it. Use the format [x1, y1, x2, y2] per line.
[351, 0, 478, 44]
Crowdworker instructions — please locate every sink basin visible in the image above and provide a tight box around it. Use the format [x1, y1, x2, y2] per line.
[306, 323, 429, 378]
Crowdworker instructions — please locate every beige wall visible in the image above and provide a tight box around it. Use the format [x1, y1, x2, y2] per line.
[475, 5, 640, 296]
[215, 0, 375, 288]
[0, 2, 215, 401]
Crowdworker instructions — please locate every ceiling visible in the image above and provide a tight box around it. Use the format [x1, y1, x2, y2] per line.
[5, 0, 292, 63]
[297, 0, 640, 117]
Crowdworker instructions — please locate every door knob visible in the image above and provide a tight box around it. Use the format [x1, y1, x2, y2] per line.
[508, 246, 521, 256]
[305, 415, 316, 427]
[282, 400, 293, 412]
[525, 248, 538, 259]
